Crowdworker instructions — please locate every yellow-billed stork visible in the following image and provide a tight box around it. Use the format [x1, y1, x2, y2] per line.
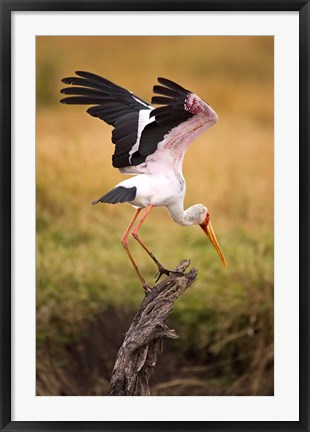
[60, 71, 226, 291]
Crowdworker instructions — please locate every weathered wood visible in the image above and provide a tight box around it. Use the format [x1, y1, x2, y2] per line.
[109, 260, 197, 396]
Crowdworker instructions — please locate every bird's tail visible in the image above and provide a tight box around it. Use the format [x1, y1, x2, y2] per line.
[92, 186, 137, 205]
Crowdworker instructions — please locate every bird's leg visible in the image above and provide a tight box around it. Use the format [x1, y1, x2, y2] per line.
[121, 208, 151, 292]
[132, 205, 182, 282]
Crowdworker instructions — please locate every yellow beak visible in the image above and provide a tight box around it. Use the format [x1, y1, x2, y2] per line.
[200, 219, 227, 267]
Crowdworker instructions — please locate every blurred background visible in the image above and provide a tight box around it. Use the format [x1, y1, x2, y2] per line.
[36, 36, 274, 396]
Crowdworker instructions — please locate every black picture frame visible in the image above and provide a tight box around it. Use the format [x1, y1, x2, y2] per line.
[1, 1, 309, 431]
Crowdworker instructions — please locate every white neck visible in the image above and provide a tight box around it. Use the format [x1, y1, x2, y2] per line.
[167, 202, 204, 226]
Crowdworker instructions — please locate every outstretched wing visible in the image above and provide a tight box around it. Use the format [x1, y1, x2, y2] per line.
[141, 77, 218, 172]
[60, 71, 153, 169]
[60, 72, 217, 172]
[127, 77, 195, 168]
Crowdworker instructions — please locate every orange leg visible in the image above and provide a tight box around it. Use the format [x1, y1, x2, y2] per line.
[121, 208, 151, 292]
[132, 205, 180, 282]
[131, 205, 162, 267]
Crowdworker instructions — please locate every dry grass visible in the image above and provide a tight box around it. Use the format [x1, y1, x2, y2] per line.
[36, 36, 274, 395]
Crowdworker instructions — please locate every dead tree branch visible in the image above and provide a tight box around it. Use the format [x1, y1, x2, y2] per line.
[109, 260, 197, 396]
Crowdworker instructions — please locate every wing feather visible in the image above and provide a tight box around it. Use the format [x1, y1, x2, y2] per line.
[150, 78, 193, 126]
[60, 72, 212, 174]
[60, 71, 152, 168]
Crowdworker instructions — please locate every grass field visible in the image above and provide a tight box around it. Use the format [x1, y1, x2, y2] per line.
[36, 36, 274, 396]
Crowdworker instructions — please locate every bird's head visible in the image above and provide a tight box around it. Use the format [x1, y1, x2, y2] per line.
[195, 205, 226, 267]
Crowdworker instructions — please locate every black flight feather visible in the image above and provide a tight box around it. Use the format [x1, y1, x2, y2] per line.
[152, 85, 179, 98]
[60, 87, 109, 98]
[150, 77, 193, 126]
[151, 96, 175, 105]
[92, 186, 137, 205]
[157, 77, 190, 93]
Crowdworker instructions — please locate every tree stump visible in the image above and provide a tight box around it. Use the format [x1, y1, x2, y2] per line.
[109, 260, 197, 396]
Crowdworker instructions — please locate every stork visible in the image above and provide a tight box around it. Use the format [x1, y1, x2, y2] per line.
[60, 71, 226, 291]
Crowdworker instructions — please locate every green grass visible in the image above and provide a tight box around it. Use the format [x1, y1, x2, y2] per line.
[36, 194, 273, 352]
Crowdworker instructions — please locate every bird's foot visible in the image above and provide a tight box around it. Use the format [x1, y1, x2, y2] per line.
[154, 265, 184, 283]
[142, 282, 153, 293]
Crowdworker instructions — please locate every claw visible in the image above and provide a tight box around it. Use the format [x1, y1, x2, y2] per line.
[143, 282, 153, 293]
[154, 266, 170, 283]
[154, 265, 184, 283]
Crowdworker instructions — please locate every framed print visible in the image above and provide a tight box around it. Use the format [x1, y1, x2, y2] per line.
[1, 1, 309, 431]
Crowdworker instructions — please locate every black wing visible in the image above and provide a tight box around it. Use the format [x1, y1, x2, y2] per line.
[60, 72, 196, 169]
[129, 77, 195, 165]
[150, 77, 193, 125]
[60, 71, 152, 168]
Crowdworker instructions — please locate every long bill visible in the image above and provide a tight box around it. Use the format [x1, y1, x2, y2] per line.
[200, 220, 227, 267]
